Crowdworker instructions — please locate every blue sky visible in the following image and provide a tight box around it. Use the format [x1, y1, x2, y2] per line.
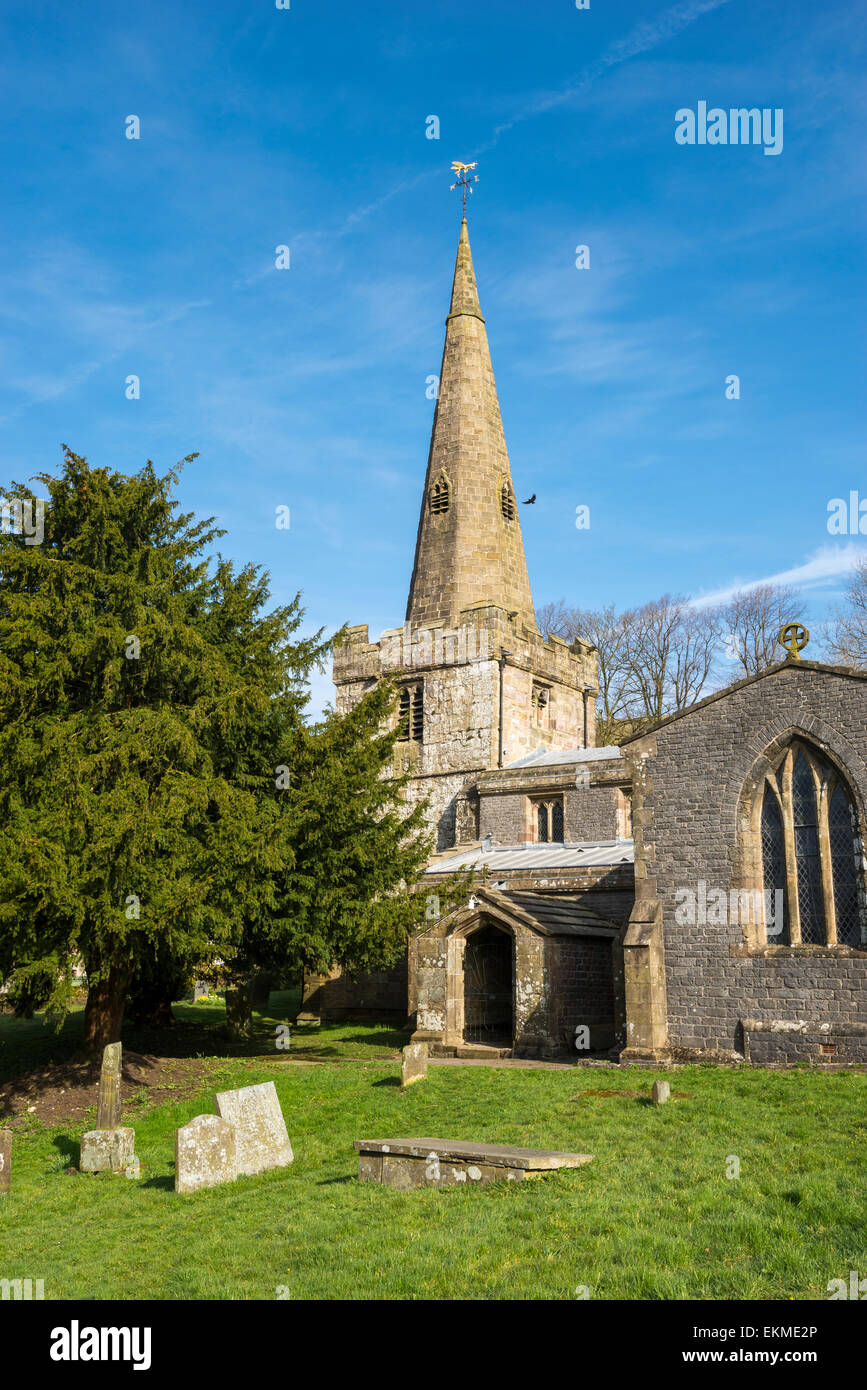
[1, 0, 865, 713]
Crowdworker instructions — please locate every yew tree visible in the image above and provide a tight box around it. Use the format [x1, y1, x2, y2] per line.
[0, 449, 447, 1055]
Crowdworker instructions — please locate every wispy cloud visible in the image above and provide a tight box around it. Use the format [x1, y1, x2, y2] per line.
[691, 544, 867, 608]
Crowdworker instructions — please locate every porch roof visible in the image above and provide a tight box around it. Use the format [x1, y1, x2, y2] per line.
[454, 886, 620, 939]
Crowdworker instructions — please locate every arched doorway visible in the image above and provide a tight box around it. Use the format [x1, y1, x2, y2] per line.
[463, 923, 513, 1046]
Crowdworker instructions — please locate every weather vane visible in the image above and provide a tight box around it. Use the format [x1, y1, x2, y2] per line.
[450, 161, 479, 217]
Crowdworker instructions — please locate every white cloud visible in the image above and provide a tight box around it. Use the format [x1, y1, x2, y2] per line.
[691, 544, 867, 608]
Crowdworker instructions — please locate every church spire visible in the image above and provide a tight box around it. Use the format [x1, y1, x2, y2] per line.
[405, 213, 536, 631]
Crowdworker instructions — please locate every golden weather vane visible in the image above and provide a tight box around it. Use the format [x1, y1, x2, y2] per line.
[450, 160, 479, 216]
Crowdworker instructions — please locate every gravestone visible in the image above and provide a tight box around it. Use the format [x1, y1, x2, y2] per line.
[355, 1137, 594, 1189]
[81, 1127, 137, 1176]
[214, 1081, 293, 1177]
[175, 1114, 237, 1194]
[95, 1041, 122, 1129]
[80, 1042, 139, 1178]
[652, 1079, 670, 1105]
[401, 1041, 428, 1088]
[0, 1129, 11, 1195]
[192, 980, 210, 1002]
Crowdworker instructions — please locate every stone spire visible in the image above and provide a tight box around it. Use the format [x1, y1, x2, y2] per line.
[405, 218, 536, 630]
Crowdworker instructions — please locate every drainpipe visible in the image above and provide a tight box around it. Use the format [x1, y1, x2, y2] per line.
[582, 687, 589, 747]
[498, 649, 513, 768]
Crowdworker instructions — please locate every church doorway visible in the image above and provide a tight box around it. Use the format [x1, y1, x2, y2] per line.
[463, 923, 513, 1047]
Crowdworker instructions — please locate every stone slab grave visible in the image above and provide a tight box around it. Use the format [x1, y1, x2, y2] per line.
[175, 1114, 237, 1194]
[214, 1081, 293, 1177]
[401, 1041, 428, 1088]
[355, 1137, 593, 1190]
[0, 1128, 11, 1195]
[80, 1043, 140, 1178]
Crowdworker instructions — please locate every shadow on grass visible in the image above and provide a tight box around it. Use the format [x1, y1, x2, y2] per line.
[317, 1175, 354, 1186]
[371, 1076, 402, 1088]
[52, 1134, 80, 1164]
[140, 1175, 175, 1192]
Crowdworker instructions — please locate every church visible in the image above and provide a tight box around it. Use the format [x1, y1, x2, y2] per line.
[300, 213, 867, 1068]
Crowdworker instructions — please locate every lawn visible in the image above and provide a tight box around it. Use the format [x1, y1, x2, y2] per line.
[0, 1001, 865, 1300]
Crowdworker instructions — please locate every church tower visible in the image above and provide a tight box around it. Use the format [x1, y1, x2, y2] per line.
[333, 207, 598, 850]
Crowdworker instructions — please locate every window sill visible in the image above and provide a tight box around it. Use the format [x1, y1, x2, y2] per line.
[730, 942, 867, 959]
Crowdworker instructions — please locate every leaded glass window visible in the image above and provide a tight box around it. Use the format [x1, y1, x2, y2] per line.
[761, 791, 788, 943]
[829, 783, 861, 946]
[759, 741, 863, 947]
[792, 752, 824, 944]
[532, 797, 564, 844]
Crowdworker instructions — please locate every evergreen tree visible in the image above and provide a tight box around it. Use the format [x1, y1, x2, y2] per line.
[0, 449, 459, 1054]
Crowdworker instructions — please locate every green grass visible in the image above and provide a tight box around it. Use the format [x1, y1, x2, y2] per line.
[1, 1037, 865, 1299]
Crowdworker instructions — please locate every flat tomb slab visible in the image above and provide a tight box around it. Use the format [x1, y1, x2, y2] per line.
[355, 1138, 593, 1188]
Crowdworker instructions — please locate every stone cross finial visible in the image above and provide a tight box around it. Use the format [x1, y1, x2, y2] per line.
[778, 622, 809, 661]
[95, 1042, 123, 1130]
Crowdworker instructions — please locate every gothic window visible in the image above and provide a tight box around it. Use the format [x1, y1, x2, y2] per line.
[531, 682, 550, 730]
[532, 797, 564, 844]
[759, 741, 863, 947]
[397, 682, 424, 742]
[500, 482, 515, 522]
[429, 473, 451, 516]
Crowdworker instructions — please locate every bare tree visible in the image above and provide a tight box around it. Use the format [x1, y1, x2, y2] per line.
[537, 600, 636, 743]
[716, 583, 804, 676]
[827, 560, 867, 667]
[622, 595, 720, 729]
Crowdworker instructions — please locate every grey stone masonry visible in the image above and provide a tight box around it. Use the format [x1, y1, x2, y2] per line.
[623, 661, 867, 1061]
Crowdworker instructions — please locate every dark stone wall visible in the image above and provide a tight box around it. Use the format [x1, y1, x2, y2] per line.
[625, 664, 867, 1061]
[478, 791, 525, 843]
[318, 958, 409, 1024]
[550, 936, 616, 1051]
[565, 786, 620, 842]
[479, 785, 622, 844]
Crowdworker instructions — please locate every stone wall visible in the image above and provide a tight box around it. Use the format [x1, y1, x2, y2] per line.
[476, 754, 630, 845]
[301, 959, 408, 1024]
[624, 662, 867, 1062]
[550, 936, 617, 1051]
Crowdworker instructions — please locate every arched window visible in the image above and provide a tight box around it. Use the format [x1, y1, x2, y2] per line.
[429, 474, 451, 516]
[760, 741, 863, 947]
[500, 482, 515, 522]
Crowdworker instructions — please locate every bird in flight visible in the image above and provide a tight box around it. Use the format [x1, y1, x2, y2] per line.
[523, 494, 536, 504]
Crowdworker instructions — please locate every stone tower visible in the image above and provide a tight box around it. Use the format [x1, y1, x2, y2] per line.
[333, 215, 598, 850]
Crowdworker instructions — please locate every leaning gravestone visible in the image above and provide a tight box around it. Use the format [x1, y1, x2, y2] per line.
[175, 1114, 237, 1194]
[80, 1042, 140, 1178]
[401, 1041, 428, 1088]
[214, 1081, 293, 1177]
[0, 1129, 11, 1196]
